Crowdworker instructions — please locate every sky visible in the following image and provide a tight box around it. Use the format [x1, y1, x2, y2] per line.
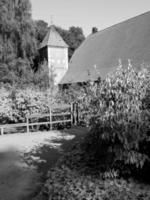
[31, 0, 150, 36]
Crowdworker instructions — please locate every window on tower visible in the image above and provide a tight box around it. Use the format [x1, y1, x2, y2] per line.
[51, 59, 55, 63]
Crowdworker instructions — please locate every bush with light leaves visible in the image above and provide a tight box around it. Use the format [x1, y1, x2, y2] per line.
[0, 87, 15, 123]
[11, 88, 50, 122]
[0, 87, 52, 124]
[82, 63, 150, 172]
[38, 166, 150, 200]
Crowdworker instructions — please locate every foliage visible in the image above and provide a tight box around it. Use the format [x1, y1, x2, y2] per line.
[31, 61, 52, 90]
[35, 20, 48, 44]
[55, 26, 85, 60]
[0, 0, 39, 88]
[0, 59, 53, 89]
[0, 60, 57, 125]
[58, 82, 94, 125]
[11, 88, 50, 122]
[0, 87, 50, 124]
[0, 71, 58, 124]
[0, 58, 31, 86]
[79, 64, 150, 172]
[0, 87, 15, 123]
[0, 0, 37, 63]
[40, 166, 150, 200]
[58, 64, 150, 173]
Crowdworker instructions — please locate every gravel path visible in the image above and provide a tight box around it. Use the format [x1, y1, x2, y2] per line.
[0, 131, 74, 200]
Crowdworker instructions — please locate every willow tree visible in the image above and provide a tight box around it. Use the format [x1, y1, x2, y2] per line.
[0, 0, 38, 86]
[0, 0, 37, 63]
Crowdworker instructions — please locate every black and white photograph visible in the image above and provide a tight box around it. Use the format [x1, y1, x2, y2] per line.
[0, 0, 150, 199]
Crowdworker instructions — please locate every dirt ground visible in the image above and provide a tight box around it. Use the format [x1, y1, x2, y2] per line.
[0, 131, 76, 200]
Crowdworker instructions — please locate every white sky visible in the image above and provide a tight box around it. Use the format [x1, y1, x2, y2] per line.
[31, 0, 150, 36]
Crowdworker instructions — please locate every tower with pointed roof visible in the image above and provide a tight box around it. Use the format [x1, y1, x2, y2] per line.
[39, 25, 68, 85]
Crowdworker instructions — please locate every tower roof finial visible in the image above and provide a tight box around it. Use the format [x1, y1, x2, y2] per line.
[50, 15, 54, 26]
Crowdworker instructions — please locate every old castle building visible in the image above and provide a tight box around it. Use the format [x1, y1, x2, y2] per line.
[39, 25, 68, 85]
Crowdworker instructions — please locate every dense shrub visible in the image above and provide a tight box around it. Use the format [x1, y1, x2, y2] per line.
[59, 83, 91, 125]
[0, 84, 65, 125]
[11, 88, 50, 122]
[81, 64, 150, 173]
[40, 166, 150, 200]
[0, 87, 15, 123]
[0, 87, 50, 124]
[0, 60, 53, 90]
[59, 64, 150, 174]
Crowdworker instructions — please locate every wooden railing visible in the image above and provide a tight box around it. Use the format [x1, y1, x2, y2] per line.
[0, 103, 79, 135]
[0, 123, 27, 136]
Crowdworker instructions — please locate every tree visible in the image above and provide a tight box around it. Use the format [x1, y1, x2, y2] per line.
[35, 20, 48, 44]
[0, 0, 38, 87]
[32, 61, 52, 90]
[0, 0, 37, 63]
[55, 26, 85, 60]
[68, 26, 85, 59]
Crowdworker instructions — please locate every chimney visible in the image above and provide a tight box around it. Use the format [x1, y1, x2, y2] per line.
[92, 27, 98, 34]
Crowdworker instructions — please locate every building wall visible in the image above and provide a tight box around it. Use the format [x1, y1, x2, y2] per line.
[48, 46, 68, 84]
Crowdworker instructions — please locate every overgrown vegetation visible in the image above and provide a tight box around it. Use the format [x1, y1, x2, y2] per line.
[60, 64, 150, 174]
[0, 87, 47, 124]
[34, 64, 150, 199]
[82, 64, 150, 173]
[40, 166, 150, 200]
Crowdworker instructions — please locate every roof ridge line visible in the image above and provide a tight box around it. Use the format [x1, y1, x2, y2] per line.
[88, 11, 150, 37]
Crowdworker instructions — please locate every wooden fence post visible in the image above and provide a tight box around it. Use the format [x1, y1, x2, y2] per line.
[1, 127, 4, 135]
[74, 102, 77, 126]
[27, 117, 29, 133]
[74, 102, 79, 126]
[50, 108, 52, 130]
[71, 103, 73, 125]
[76, 102, 79, 125]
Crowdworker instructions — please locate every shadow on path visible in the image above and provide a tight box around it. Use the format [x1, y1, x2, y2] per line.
[0, 127, 88, 200]
[26, 126, 88, 177]
[0, 150, 40, 200]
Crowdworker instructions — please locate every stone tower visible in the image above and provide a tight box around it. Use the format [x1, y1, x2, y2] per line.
[39, 25, 68, 85]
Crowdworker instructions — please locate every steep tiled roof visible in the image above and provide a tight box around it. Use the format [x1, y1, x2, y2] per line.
[40, 25, 68, 48]
[60, 12, 150, 84]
